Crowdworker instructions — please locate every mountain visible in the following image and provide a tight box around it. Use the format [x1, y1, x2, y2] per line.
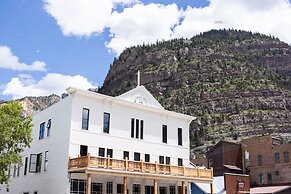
[0, 95, 60, 117]
[99, 29, 291, 157]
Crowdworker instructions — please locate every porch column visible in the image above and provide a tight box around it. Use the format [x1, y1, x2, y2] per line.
[123, 177, 127, 194]
[181, 181, 185, 194]
[86, 173, 91, 194]
[210, 183, 214, 194]
[154, 179, 158, 194]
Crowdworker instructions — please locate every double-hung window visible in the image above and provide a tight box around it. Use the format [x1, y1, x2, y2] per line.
[80, 145, 88, 157]
[44, 151, 48, 171]
[82, 108, 89, 130]
[123, 151, 129, 160]
[39, 122, 45, 140]
[103, 112, 110, 133]
[131, 118, 144, 139]
[107, 149, 113, 158]
[284, 151, 289, 162]
[47, 119, 51, 137]
[24, 157, 28, 175]
[99, 148, 105, 157]
[178, 128, 182, 146]
[29, 153, 42, 173]
[134, 152, 140, 161]
[162, 125, 167, 143]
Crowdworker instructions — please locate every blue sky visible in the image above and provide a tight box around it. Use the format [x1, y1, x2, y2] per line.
[1, 0, 291, 100]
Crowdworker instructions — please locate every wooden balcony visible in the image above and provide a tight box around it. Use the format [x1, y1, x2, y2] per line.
[68, 155, 213, 183]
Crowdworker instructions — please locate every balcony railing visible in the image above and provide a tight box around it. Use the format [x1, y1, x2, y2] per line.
[68, 155, 213, 179]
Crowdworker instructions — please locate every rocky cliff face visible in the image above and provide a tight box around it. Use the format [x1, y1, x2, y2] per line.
[0, 95, 60, 117]
[99, 29, 291, 157]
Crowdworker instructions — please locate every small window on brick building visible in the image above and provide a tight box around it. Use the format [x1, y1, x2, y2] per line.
[267, 173, 272, 184]
[209, 159, 213, 167]
[275, 170, 280, 176]
[284, 151, 289, 163]
[274, 152, 280, 163]
[258, 155, 263, 166]
[259, 173, 264, 184]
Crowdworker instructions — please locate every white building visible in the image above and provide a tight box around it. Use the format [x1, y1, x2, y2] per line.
[0, 86, 213, 194]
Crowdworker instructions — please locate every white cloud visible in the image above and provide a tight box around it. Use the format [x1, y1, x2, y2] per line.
[2, 73, 97, 99]
[106, 3, 180, 54]
[44, 0, 291, 55]
[174, 0, 291, 42]
[43, 0, 138, 36]
[0, 45, 47, 71]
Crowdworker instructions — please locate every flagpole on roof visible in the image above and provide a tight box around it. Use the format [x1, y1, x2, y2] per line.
[137, 70, 140, 87]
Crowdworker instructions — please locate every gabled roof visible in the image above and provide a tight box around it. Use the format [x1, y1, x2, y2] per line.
[66, 87, 195, 121]
[117, 86, 164, 109]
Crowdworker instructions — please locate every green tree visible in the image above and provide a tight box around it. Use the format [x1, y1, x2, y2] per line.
[0, 101, 33, 187]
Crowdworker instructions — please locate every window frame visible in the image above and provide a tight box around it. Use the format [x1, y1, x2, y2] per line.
[99, 147, 105, 157]
[29, 153, 42, 173]
[24, 156, 28, 175]
[274, 152, 280, 163]
[258, 155, 263, 166]
[131, 118, 135, 138]
[159, 156, 164, 164]
[145, 154, 150, 162]
[46, 119, 51, 137]
[44, 151, 48, 171]
[80, 145, 88, 157]
[106, 182, 113, 194]
[162, 125, 167, 143]
[103, 112, 110, 134]
[178, 128, 182, 146]
[39, 122, 45, 140]
[283, 151, 289, 163]
[81, 108, 90, 130]
[134, 152, 140, 161]
[123, 151, 129, 160]
[178, 158, 183, 166]
[106, 149, 113, 158]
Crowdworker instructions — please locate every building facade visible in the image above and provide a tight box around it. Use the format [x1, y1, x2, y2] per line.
[0, 86, 213, 194]
[241, 135, 291, 186]
[206, 141, 242, 176]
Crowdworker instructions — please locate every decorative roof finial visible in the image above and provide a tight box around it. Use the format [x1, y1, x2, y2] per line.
[137, 70, 140, 87]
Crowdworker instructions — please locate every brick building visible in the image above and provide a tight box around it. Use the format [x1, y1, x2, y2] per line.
[241, 135, 291, 186]
[206, 141, 243, 176]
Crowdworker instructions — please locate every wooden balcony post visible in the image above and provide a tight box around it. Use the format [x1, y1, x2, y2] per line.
[87, 153, 91, 167]
[123, 177, 127, 194]
[78, 155, 80, 168]
[197, 168, 200, 178]
[155, 161, 158, 173]
[210, 183, 214, 194]
[169, 164, 172, 174]
[86, 173, 91, 194]
[181, 181, 185, 194]
[183, 166, 185, 176]
[141, 160, 144, 172]
[125, 157, 128, 170]
[107, 156, 110, 169]
[154, 179, 158, 194]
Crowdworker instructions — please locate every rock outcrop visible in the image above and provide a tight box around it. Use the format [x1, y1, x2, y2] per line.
[99, 29, 291, 157]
